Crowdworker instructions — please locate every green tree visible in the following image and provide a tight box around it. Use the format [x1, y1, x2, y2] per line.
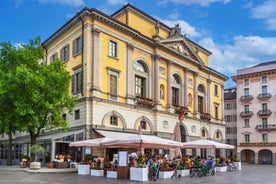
[0, 37, 76, 164]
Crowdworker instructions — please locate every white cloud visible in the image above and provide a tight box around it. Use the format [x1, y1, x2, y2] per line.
[162, 19, 201, 38]
[159, 0, 231, 7]
[37, 0, 84, 7]
[199, 36, 276, 79]
[250, 0, 276, 30]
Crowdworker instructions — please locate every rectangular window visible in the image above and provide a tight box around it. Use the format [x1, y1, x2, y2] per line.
[215, 106, 218, 119]
[75, 109, 80, 120]
[262, 76, 267, 83]
[262, 134, 268, 142]
[50, 53, 58, 63]
[233, 103, 237, 109]
[262, 103, 267, 111]
[244, 79, 249, 86]
[109, 40, 117, 58]
[135, 76, 145, 97]
[226, 103, 231, 110]
[110, 116, 118, 126]
[244, 119, 249, 127]
[245, 134, 250, 143]
[140, 121, 147, 130]
[244, 105, 249, 113]
[226, 127, 231, 134]
[244, 88, 249, 97]
[109, 73, 118, 100]
[262, 86, 267, 94]
[72, 70, 82, 94]
[262, 118, 267, 128]
[172, 87, 179, 106]
[225, 115, 231, 122]
[73, 36, 82, 56]
[60, 44, 69, 62]
[198, 96, 204, 113]
[214, 85, 218, 96]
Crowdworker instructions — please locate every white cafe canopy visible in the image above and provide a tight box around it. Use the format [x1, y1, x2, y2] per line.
[181, 139, 235, 149]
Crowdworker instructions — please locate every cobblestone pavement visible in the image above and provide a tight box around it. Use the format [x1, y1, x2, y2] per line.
[0, 164, 275, 184]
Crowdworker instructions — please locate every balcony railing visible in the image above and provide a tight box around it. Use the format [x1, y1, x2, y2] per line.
[173, 105, 189, 114]
[255, 124, 276, 131]
[240, 142, 276, 147]
[257, 93, 272, 100]
[240, 95, 253, 102]
[257, 109, 272, 117]
[200, 112, 211, 121]
[240, 111, 253, 118]
[135, 96, 155, 108]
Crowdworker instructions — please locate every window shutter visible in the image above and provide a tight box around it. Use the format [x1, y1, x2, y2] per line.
[71, 74, 75, 94]
[73, 39, 76, 56]
[60, 48, 64, 62]
[66, 44, 69, 61]
[79, 36, 82, 53]
[77, 71, 82, 93]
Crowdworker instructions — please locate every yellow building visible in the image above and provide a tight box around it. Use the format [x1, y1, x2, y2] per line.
[0, 4, 228, 164]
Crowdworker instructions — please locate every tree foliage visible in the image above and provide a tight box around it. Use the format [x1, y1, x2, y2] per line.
[0, 36, 76, 164]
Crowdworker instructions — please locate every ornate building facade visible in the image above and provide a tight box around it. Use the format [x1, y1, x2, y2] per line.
[0, 4, 227, 164]
[232, 61, 276, 164]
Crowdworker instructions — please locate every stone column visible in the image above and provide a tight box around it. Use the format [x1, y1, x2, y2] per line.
[207, 78, 211, 114]
[221, 84, 225, 122]
[273, 153, 276, 165]
[91, 26, 101, 97]
[167, 62, 172, 111]
[184, 68, 189, 106]
[193, 72, 198, 115]
[255, 152, 258, 164]
[153, 54, 161, 109]
[126, 43, 134, 104]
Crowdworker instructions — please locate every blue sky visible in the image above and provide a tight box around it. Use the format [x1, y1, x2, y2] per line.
[1, 0, 276, 88]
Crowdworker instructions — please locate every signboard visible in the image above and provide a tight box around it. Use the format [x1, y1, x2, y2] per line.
[118, 151, 128, 167]
[179, 112, 185, 122]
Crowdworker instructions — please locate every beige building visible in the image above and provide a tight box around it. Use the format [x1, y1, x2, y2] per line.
[232, 60, 276, 164]
[0, 4, 228, 164]
[224, 87, 237, 157]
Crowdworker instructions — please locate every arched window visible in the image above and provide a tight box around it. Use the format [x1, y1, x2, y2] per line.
[198, 84, 205, 113]
[171, 74, 181, 106]
[110, 115, 118, 126]
[134, 61, 149, 98]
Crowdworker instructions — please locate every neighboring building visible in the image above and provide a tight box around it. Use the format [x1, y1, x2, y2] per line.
[224, 87, 237, 157]
[232, 60, 276, 164]
[0, 4, 228, 165]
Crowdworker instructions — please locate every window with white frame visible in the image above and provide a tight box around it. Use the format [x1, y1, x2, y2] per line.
[214, 84, 218, 96]
[75, 109, 80, 120]
[108, 70, 119, 100]
[60, 44, 69, 62]
[244, 119, 249, 127]
[262, 133, 268, 142]
[244, 88, 249, 97]
[50, 53, 58, 63]
[110, 116, 118, 126]
[198, 84, 205, 113]
[245, 134, 250, 143]
[262, 118, 267, 128]
[262, 85, 267, 94]
[134, 61, 148, 98]
[215, 104, 219, 119]
[171, 74, 181, 106]
[72, 69, 82, 94]
[244, 79, 249, 86]
[109, 40, 117, 58]
[140, 121, 147, 130]
[73, 36, 82, 56]
[262, 76, 267, 83]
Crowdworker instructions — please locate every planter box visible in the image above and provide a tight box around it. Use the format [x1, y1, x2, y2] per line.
[216, 166, 227, 172]
[234, 162, 241, 170]
[106, 171, 117, 178]
[159, 171, 174, 179]
[177, 169, 190, 177]
[91, 169, 104, 176]
[78, 164, 90, 175]
[130, 167, 148, 181]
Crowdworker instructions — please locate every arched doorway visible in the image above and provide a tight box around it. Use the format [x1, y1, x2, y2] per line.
[241, 149, 255, 164]
[258, 149, 272, 164]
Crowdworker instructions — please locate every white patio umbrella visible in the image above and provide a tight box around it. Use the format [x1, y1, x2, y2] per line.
[101, 134, 183, 149]
[181, 139, 235, 149]
[69, 137, 114, 147]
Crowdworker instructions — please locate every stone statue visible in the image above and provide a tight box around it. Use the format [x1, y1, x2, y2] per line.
[155, 21, 160, 35]
[170, 23, 181, 37]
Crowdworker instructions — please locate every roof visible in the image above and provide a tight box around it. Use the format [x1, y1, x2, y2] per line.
[224, 87, 236, 100]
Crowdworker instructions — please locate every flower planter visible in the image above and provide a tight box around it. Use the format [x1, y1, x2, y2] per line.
[30, 162, 41, 170]
[78, 164, 90, 175]
[90, 169, 104, 176]
[159, 171, 174, 179]
[48, 162, 54, 168]
[234, 162, 241, 170]
[130, 167, 148, 181]
[177, 169, 190, 177]
[106, 171, 117, 178]
[216, 166, 227, 172]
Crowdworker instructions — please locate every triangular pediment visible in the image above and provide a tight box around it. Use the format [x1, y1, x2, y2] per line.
[159, 36, 203, 64]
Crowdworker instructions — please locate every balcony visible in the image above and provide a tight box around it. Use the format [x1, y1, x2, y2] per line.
[257, 109, 272, 117]
[240, 95, 253, 102]
[257, 93, 272, 100]
[173, 105, 189, 115]
[255, 124, 276, 131]
[200, 112, 211, 121]
[240, 111, 253, 118]
[135, 96, 155, 108]
[240, 142, 276, 147]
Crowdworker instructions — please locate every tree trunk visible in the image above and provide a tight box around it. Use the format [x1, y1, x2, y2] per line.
[6, 132, 13, 166]
[30, 132, 37, 162]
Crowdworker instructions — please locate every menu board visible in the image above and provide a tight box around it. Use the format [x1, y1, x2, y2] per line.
[118, 151, 128, 166]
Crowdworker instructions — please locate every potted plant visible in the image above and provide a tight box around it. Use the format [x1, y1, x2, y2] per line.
[29, 144, 44, 170]
[216, 156, 227, 172]
[232, 154, 241, 170]
[176, 160, 189, 177]
[130, 154, 148, 181]
[19, 155, 29, 168]
[91, 159, 104, 176]
[159, 162, 174, 179]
